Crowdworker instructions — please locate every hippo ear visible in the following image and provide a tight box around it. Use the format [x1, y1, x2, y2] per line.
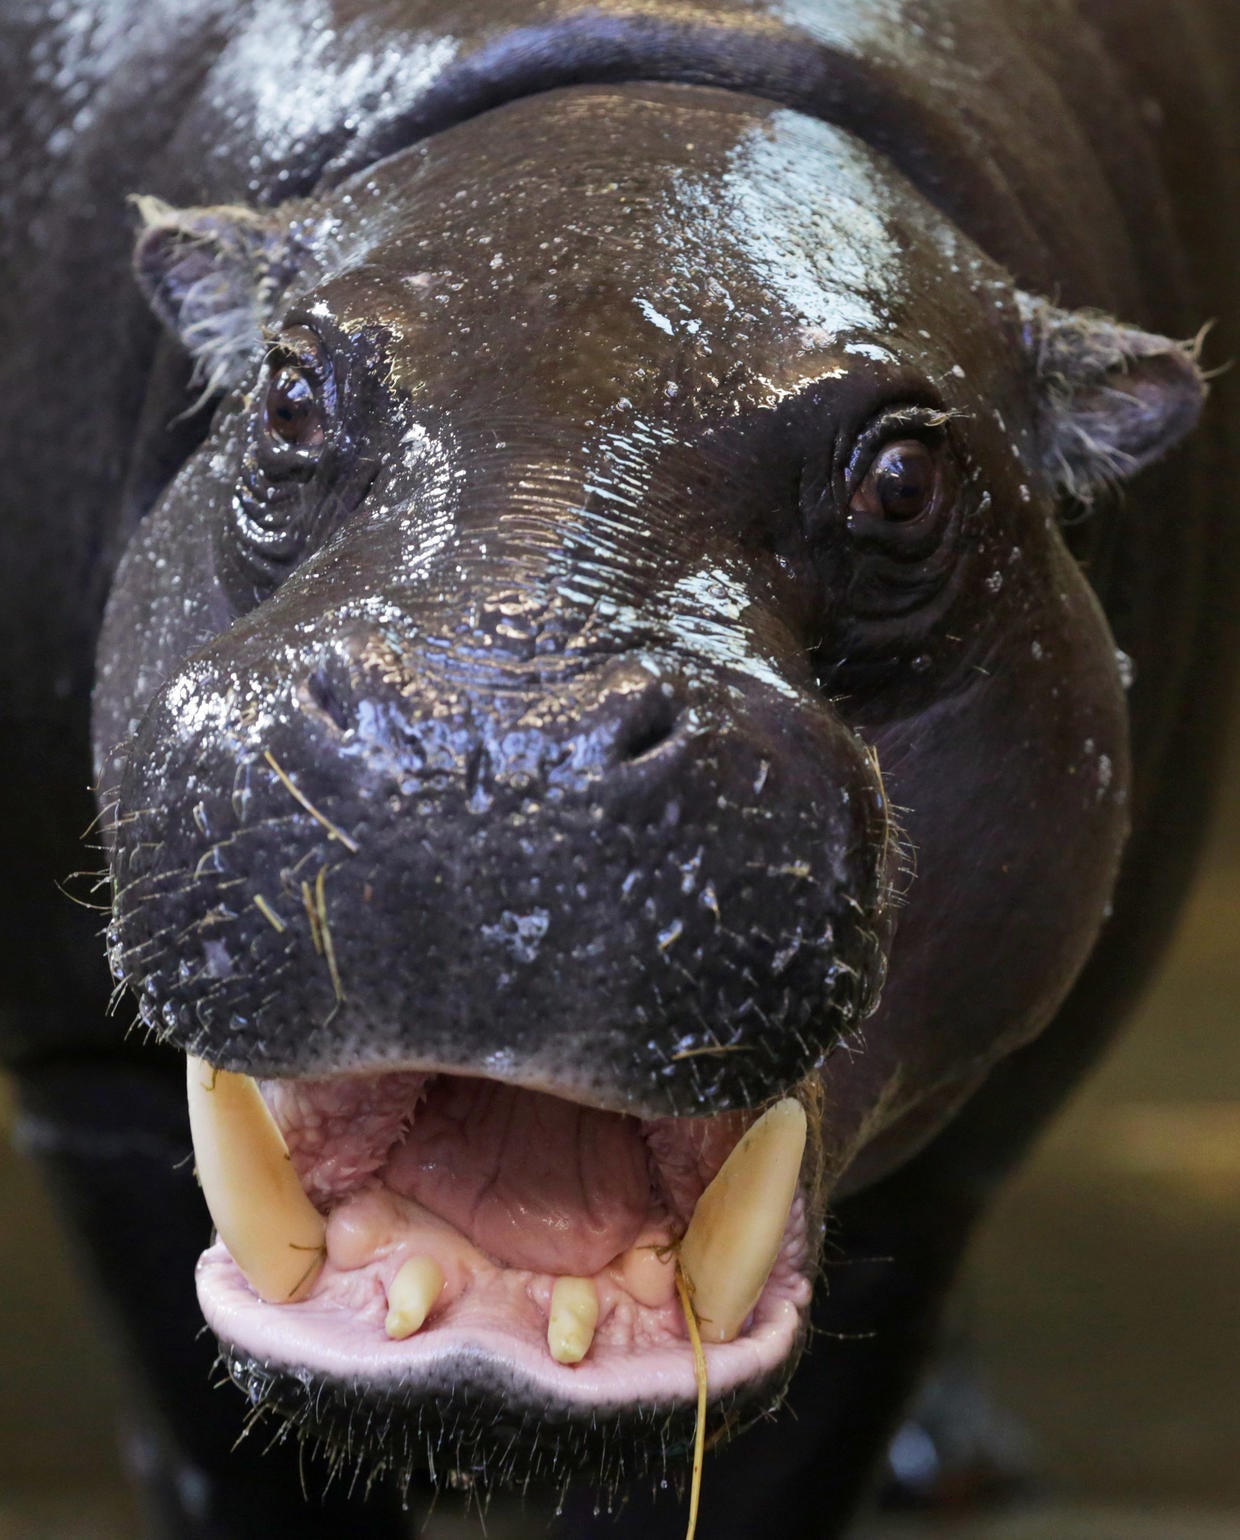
[1017, 292, 1208, 503]
[132, 196, 311, 394]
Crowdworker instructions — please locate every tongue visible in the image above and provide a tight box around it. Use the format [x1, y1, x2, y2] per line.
[381, 1079, 653, 1275]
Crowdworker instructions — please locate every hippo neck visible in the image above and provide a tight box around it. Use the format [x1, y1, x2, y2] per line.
[164, 0, 1183, 324]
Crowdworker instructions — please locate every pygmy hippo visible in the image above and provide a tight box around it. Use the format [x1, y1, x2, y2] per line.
[0, 1, 1235, 1536]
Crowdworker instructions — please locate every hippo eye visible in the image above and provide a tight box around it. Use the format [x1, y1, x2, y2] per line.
[849, 439, 940, 525]
[258, 328, 335, 461]
[264, 365, 324, 449]
[229, 325, 347, 600]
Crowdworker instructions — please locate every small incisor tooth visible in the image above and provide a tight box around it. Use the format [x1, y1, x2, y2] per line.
[678, 1097, 807, 1345]
[186, 1056, 325, 1304]
[547, 1276, 600, 1365]
[385, 1256, 445, 1339]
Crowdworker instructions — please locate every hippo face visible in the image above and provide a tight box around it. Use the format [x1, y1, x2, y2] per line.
[92, 85, 1202, 1492]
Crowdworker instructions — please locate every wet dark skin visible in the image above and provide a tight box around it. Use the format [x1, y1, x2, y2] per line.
[1, 3, 1237, 1538]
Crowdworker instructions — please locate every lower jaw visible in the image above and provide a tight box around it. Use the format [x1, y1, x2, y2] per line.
[199, 1254, 813, 1501]
[197, 1199, 812, 1417]
[212, 1338, 808, 1504]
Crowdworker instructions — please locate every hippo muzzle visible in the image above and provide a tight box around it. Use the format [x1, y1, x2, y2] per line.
[91, 80, 1200, 1495]
[110, 544, 889, 1106]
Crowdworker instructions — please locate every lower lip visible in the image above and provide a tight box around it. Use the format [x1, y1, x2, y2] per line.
[196, 1195, 812, 1411]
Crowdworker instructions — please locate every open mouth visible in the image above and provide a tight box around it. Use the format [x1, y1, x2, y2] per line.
[188, 1059, 818, 1450]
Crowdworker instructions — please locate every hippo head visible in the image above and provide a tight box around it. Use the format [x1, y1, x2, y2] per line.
[93, 85, 1203, 1499]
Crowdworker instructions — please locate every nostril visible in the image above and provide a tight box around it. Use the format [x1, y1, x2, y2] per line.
[298, 663, 353, 734]
[615, 684, 683, 765]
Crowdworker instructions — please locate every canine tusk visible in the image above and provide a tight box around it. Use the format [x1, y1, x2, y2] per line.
[677, 1097, 806, 1344]
[186, 1056, 325, 1304]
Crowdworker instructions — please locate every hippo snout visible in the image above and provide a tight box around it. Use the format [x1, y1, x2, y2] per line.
[108, 598, 892, 1114]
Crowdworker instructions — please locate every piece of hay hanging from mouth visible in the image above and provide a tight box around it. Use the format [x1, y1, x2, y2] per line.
[674, 1261, 708, 1540]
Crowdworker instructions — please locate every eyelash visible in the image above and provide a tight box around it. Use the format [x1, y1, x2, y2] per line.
[844, 409, 951, 494]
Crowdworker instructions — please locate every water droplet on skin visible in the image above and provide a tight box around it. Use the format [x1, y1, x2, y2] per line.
[1097, 754, 1113, 795]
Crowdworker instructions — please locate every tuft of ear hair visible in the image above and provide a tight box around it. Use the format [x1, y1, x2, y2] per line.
[132, 196, 311, 397]
[1017, 291, 1209, 504]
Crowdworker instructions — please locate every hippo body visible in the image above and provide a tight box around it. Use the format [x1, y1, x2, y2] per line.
[0, 2, 1236, 1536]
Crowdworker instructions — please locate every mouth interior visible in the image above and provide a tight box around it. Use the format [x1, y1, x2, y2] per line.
[195, 1069, 813, 1410]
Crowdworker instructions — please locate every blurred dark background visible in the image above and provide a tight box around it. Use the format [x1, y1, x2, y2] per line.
[2, 713, 1237, 1538]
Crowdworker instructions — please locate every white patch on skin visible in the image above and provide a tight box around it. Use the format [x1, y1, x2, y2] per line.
[666, 567, 801, 701]
[770, 0, 921, 51]
[161, 666, 242, 750]
[692, 112, 904, 345]
[202, 939, 235, 979]
[634, 297, 675, 336]
[481, 909, 550, 964]
[210, 0, 458, 166]
[391, 418, 459, 575]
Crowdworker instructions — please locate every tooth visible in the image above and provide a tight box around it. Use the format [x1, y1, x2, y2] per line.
[385, 1256, 445, 1339]
[185, 1056, 325, 1304]
[547, 1276, 600, 1365]
[618, 1240, 677, 1308]
[678, 1097, 807, 1344]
